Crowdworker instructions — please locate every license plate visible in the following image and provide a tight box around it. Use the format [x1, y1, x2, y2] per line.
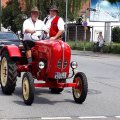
[54, 72, 67, 79]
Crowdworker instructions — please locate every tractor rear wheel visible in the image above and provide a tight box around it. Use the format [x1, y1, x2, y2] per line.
[72, 72, 88, 104]
[0, 50, 17, 95]
[22, 72, 34, 105]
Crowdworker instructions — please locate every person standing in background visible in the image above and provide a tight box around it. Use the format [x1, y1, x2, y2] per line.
[97, 32, 104, 47]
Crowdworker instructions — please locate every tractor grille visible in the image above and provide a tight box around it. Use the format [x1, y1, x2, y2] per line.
[64, 61, 67, 68]
[57, 60, 62, 68]
[57, 60, 67, 69]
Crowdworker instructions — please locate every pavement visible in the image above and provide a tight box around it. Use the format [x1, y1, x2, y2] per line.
[72, 50, 120, 58]
[0, 51, 120, 120]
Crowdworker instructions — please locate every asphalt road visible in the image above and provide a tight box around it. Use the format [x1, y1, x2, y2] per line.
[0, 52, 120, 120]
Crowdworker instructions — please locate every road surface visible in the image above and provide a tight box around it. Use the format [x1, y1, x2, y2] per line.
[0, 52, 120, 120]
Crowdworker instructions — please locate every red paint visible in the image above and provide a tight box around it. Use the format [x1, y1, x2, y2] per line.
[34, 82, 77, 88]
[2, 39, 76, 89]
[49, 16, 59, 37]
[32, 39, 71, 80]
[1, 45, 21, 57]
[17, 65, 29, 72]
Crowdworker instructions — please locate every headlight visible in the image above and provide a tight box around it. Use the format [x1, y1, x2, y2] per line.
[39, 61, 45, 69]
[71, 61, 78, 69]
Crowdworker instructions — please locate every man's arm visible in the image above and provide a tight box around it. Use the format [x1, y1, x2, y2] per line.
[50, 30, 64, 40]
[50, 17, 65, 40]
[24, 29, 35, 34]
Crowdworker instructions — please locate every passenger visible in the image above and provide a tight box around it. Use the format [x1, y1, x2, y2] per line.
[23, 7, 47, 64]
[44, 5, 65, 40]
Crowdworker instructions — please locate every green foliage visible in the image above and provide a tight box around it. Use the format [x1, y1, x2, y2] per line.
[21, 0, 89, 21]
[2, 0, 22, 32]
[67, 41, 92, 51]
[110, 43, 120, 54]
[102, 45, 111, 53]
[2, 0, 89, 32]
[112, 27, 120, 43]
[67, 41, 120, 54]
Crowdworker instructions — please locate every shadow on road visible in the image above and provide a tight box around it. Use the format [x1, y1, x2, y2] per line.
[11, 87, 77, 106]
[0, 86, 101, 106]
[88, 89, 102, 95]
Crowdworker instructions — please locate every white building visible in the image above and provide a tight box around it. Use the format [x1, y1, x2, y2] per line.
[88, 19, 120, 42]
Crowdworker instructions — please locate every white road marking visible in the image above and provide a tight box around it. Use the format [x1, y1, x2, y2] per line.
[78, 116, 107, 119]
[1, 116, 120, 120]
[41, 117, 72, 120]
[115, 116, 120, 118]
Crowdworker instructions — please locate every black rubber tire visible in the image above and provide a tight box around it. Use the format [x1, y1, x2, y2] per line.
[22, 72, 34, 105]
[0, 50, 17, 95]
[72, 72, 88, 104]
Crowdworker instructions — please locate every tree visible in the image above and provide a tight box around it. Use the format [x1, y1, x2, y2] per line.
[2, 0, 89, 32]
[112, 27, 120, 43]
[24, 0, 88, 21]
[2, 0, 23, 32]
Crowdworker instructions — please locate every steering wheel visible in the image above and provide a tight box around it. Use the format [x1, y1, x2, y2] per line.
[31, 30, 47, 40]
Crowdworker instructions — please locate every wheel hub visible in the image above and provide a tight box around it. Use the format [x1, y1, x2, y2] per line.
[74, 77, 82, 98]
[1, 57, 8, 87]
[23, 77, 29, 100]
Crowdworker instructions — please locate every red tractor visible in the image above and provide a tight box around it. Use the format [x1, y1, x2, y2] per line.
[0, 31, 88, 105]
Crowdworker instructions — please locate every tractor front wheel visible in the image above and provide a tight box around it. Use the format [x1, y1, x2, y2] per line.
[22, 72, 34, 105]
[0, 50, 17, 95]
[72, 72, 88, 104]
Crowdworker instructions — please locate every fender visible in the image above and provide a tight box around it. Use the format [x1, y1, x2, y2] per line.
[1, 45, 22, 57]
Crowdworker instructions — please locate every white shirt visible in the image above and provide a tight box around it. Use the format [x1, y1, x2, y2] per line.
[97, 35, 104, 47]
[44, 16, 65, 37]
[23, 18, 47, 40]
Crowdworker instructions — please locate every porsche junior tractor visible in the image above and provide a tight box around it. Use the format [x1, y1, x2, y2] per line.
[0, 31, 88, 105]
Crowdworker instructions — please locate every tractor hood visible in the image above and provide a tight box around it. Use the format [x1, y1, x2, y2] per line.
[33, 39, 71, 79]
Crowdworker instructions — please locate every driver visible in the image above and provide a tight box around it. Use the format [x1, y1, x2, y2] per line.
[23, 7, 47, 64]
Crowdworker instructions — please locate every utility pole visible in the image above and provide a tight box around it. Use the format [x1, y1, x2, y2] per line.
[83, 12, 87, 52]
[0, 0, 1, 31]
[65, 0, 68, 42]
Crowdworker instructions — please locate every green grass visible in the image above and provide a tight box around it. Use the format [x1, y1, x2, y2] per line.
[67, 41, 120, 54]
[67, 41, 92, 51]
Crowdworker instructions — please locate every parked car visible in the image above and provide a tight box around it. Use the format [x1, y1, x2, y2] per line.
[0, 31, 21, 51]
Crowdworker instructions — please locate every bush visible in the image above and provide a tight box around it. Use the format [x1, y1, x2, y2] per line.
[67, 41, 120, 54]
[111, 43, 120, 54]
[67, 41, 92, 51]
[102, 45, 111, 53]
[112, 27, 120, 43]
